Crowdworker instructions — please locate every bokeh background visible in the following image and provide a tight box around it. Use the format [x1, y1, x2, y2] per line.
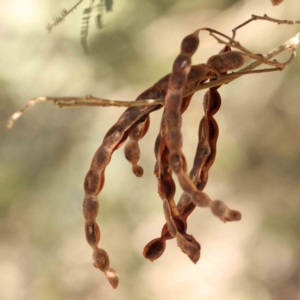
[1, 0, 300, 299]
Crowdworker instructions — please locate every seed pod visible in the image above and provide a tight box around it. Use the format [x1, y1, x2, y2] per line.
[207, 51, 249, 73]
[124, 121, 146, 177]
[181, 30, 200, 55]
[145, 45, 242, 261]
[93, 248, 119, 289]
[85, 221, 100, 248]
[93, 248, 110, 271]
[144, 94, 197, 261]
[83, 104, 158, 288]
[176, 232, 201, 263]
[83, 195, 99, 221]
[143, 237, 166, 261]
[210, 200, 242, 222]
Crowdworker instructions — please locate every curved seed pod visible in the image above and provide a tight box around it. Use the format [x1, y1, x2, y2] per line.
[83, 103, 159, 288]
[154, 110, 188, 251]
[164, 30, 215, 209]
[145, 31, 218, 262]
[93, 248, 119, 289]
[178, 88, 241, 221]
[178, 45, 242, 222]
[210, 200, 242, 222]
[176, 87, 242, 220]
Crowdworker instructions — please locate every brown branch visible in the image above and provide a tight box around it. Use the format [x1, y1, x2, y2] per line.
[232, 14, 300, 39]
[6, 96, 163, 128]
[6, 30, 300, 129]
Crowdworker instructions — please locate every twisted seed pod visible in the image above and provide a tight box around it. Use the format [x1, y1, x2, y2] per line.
[179, 47, 243, 221]
[178, 88, 241, 222]
[144, 31, 218, 262]
[144, 87, 241, 262]
[146, 94, 201, 262]
[124, 64, 217, 177]
[164, 30, 213, 208]
[159, 95, 200, 263]
[166, 44, 243, 216]
[177, 87, 221, 217]
[145, 43, 242, 261]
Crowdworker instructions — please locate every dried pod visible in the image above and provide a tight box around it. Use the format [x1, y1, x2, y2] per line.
[143, 238, 166, 261]
[83, 195, 99, 221]
[93, 248, 119, 289]
[210, 200, 242, 222]
[85, 221, 100, 248]
[124, 121, 146, 177]
[93, 248, 110, 271]
[181, 30, 200, 55]
[176, 232, 201, 263]
[145, 45, 242, 261]
[207, 51, 249, 73]
[105, 268, 119, 289]
[83, 103, 158, 288]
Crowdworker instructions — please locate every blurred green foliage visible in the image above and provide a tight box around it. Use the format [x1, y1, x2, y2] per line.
[1, 0, 300, 299]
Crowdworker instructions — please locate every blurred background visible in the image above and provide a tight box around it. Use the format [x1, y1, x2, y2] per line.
[1, 0, 300, 299]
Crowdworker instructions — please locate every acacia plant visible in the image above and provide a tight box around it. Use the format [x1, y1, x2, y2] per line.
[7, 14, 300, 289]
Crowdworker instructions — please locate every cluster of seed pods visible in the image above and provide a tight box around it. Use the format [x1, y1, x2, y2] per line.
[83, 30, 247, 288]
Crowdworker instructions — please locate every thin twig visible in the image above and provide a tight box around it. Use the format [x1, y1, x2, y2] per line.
[232, 14, 300, 39]
[6, 96, 164, 128]
[6, 31, 300, 128]
[56, 96, 164, 107]
[197, 32, 300, 90]
[208, 31, 291, 69]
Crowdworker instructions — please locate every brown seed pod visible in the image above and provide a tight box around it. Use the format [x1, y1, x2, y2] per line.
[124, 120, 147, 177]
[210, 200, 242, 222]
[178, 86, 222, 217]
[144, 94, 203, 262]
[164, 30, 217, 211]
[145, 44, 242, 262]
[145, 86, 242, 262]
[83, 104, 159, 288]
[207, 51, 249, 73]
[93, 248, 119, 289]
